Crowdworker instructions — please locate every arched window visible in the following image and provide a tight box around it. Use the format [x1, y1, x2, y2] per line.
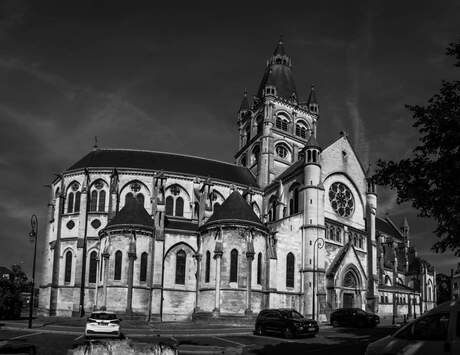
[289, 184, 300, 215]
[275, 143, 290, 160]
[194, 202, 199, 219]
[165, 196, 174, 215]
[286, 252, 295, 288]
[114, 251, 122, 280]
[67, 192, 74, 213]
[230, 249, 238, 283]
[275, 115, 289, 131]
[343, 270, 358, 288]
[175, 250, 186, 285]
[140, 252, 148, 282]
[136, 193, 144, 206]
[74, 191, 81, 212]
[175, 197, 184, 217]
[295, 122, 308, 138]
[64, 251, 72, 283]
[89, 251, 97, 283]
[252, 202, 261, 218]
[205, 251, 211, 283]
[90, 190, 98, 211]
[125, 192, 134, 204]
[98, 190, 106, 212]
[251, 145, 260, 165]
[257, 252, 262, 285]
[385, 275, 392, 286]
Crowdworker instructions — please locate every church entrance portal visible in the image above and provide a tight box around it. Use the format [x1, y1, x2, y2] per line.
[343, 293, 354, 308]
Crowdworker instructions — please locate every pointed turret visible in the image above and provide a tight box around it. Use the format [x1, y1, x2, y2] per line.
[366, 163, 377, 195]
[401, 217, 410, 240]
[307, 85, 319, 115]
[238, 89, 250, 112]
[301, 134, 322, 166]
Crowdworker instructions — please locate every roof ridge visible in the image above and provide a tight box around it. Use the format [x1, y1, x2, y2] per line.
[95, 148, 245, 169]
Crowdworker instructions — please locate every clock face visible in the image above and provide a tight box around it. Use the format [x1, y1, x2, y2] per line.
[329, 182, 355, 217]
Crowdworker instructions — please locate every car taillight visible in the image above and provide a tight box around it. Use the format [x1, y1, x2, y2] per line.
[87, 318, 98, 324]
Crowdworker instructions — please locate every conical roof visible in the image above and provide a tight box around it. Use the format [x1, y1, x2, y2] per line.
[256, 39, 297, 102]
[305, 134, 321, 150]
[307, 85, 318, 105]
[106, 197, 154, 230]
[203, 191, 266, 230]
[238, 89, 250, 112]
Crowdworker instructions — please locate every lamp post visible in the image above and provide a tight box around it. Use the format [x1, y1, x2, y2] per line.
[28, 214, 38, 329]
[312, 237, 324, 320]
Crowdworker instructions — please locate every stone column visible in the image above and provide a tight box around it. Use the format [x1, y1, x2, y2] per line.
[126, 237, 137, 315]
[102, 252, 109, 310]
[213, 250, 223, 316]
[193, 253, 202, 312]
[245, 251, 255, 314]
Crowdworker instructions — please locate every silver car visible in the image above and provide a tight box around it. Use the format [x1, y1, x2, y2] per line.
[365, 299, 460, 355]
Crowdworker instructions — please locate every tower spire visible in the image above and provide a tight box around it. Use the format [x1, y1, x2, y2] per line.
[307, 84, 319, 115]
[238, 88, 250, 112]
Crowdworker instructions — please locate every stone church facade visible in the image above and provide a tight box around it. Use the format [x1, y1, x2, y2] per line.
[38, 39, 435, 321]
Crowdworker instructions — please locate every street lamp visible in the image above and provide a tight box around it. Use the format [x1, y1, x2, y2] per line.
[28, 214, 38, 329]
[312, 237, 324, 320]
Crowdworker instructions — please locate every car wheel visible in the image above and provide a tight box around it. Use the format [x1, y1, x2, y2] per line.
[283, 327, 295, 339]
[332, 320, 340, 327]
[255, 325, 265, 336]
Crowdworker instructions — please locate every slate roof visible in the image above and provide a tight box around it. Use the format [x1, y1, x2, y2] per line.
[304, 134, 321, 150]
[379, 283, 416, 293]
[105, 198, 154, 230]
[376, 217, 403, 238]
[203, 191, 267, 230]
[68, 149, 259, 188]
[256, 65, 298, 101]
[164, 218, 199, 233]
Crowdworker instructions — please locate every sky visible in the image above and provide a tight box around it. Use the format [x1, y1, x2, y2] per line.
[0, 0, 459, 277]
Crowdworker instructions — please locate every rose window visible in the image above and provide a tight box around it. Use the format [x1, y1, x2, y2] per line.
[329, 182, 354, 217]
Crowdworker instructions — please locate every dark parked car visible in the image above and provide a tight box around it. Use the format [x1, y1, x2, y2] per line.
[0, 338, 36, 354]
[330, 308, 380, 328]
[255, 308, 319, 339]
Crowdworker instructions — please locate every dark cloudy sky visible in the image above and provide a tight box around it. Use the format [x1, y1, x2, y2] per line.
[1, 0, 459, 277]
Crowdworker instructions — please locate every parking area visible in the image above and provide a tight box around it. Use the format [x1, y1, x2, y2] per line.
[0, 325, 397, 354]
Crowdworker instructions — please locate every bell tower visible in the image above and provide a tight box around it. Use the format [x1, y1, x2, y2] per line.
[234, 38, 320, 188]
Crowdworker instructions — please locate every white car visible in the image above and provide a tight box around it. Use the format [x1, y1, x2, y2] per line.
[85, 311, 121, 338]
[365, 299, 460, 355]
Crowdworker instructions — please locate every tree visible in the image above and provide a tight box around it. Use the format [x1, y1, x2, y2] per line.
[0, 264, 29, 319]
[374, 40, 460, 256]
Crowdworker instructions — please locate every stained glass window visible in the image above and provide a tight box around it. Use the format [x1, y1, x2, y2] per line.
[329, 182, 355, 217]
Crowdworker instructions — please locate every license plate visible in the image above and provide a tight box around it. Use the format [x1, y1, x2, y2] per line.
[100, 322, 108, 325]
[308, 327, 316, 331]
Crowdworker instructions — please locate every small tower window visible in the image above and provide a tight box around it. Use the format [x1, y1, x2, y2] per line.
[175, 250, 186, 285]
[114, 250, 122, 281]
[241, 155, 247, 167]
[88, 251, 97, 283]
[140, 252, 148, 282]
[64, 250, 72, 283]
[251, 145, 260, 165]
[175, 197, 184, 217]
[257, 252, 263, 285]
[286, 252, 295, 288]
[165, 196, 174, 215]
[205, 250, 211, 283]
[230, 249, 238, 283]
[67, 192, 74, 213]
[245, 123, 251, 142]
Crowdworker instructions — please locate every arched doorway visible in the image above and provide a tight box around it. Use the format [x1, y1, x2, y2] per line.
[342, 269, 360, 308]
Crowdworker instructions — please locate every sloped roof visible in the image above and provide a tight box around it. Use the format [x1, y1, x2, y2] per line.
[307, 85, 318, 105]
[256, 65, 298, 101]
[68, 149, 259, 188]
[164, 218, 199, 233]
[239, 90, 250, 111]
[305, 134, 321, 150]
[376, 217, 403, 238]
[203, 191, 266, 230]
[106, 198, 154, 230]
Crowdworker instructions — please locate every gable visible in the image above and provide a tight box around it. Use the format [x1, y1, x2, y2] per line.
[326, 241, 367, 286]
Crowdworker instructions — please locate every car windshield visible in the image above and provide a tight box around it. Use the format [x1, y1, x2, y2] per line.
[282, 310, 303, 319]
[355, 309, 367, 315]
[89, 313, 117, 320]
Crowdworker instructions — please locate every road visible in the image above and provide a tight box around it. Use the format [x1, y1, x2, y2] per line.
[0, 325, 396, 354]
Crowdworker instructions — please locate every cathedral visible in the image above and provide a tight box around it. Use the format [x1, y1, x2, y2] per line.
[38, 39, 436, 321]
